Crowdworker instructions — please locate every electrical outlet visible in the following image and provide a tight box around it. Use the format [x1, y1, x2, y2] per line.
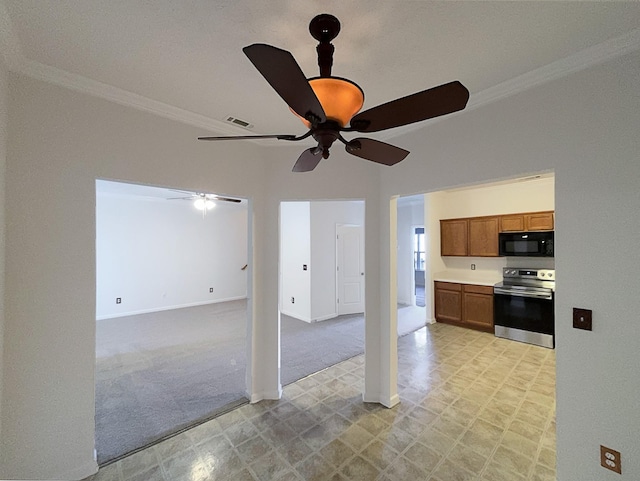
[116, 297, 121, 304]
[600, 445, 622, 474]
[209, 287, 214, 293]
[471, 264, 476, 270]
[291, 297, 295, 304]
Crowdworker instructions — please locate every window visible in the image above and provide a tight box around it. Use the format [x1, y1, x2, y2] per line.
[414, 227, 425, 271]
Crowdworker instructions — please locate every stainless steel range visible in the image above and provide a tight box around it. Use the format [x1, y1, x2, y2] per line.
[493, 267, 555, 348]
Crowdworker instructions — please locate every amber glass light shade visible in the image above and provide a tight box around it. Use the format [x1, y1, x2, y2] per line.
[293, 77, 364, 128]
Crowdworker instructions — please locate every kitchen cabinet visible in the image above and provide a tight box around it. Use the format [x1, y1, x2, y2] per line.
[435, 282, 494, 333]
[442, 211, 554, 256]
[434, 282, 462, 323]
[500, 211, 554, 232]
[468, 216, 500, 257]
[440, 219, 468, 256]
[461, 284, 494, 331]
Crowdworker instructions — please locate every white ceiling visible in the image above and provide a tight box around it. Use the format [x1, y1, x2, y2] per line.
[2, 1, 640, 140]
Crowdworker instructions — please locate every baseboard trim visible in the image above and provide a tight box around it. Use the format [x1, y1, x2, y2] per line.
[96, 296, 247, 320]
[249, 388, 282, 403]
[362, 391, 400, 408]
[311, 313, 338, 322]
[279, 309, 312, 323]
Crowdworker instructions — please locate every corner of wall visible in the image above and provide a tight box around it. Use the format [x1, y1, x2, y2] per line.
[0, 55, 9, 466]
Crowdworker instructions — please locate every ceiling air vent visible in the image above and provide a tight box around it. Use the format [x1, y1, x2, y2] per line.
[225, 116, 253, 130]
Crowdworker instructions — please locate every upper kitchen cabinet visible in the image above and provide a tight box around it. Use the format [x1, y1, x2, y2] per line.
[440, 219, 468, 256]
[468, 216, 500, 257]
[500, 211, 554, 232]
[441, 210, 554, 257]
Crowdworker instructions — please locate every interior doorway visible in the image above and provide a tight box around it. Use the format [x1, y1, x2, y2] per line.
[396, 195, 428, 336]
[94, 179, 250, 465]
[278, 200, 366, 387]
[412, 226, 426, 307]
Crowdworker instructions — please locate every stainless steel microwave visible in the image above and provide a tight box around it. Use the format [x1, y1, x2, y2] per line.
[498, 231, 554, 257]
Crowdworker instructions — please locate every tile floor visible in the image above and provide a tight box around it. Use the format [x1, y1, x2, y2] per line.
[86, 323, 556, 481]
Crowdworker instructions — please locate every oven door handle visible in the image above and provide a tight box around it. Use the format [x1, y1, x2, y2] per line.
[494, 287, 553, 300]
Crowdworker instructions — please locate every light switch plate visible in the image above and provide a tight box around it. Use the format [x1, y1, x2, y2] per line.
[573, 308, 592, 331]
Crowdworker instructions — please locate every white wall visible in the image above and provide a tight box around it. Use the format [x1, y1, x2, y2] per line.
[279, 201, 311, 321]
[1, 74, 265, 480]
[280, 200, 365, 323]
[1, 74, 382, 480]
[380, 51, 640, 481]
[0, 57, 8, 451]
[96, 190, 248, 319]
[310, 201, 364, 321]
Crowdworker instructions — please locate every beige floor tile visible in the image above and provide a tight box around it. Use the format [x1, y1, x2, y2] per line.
[403, 440, 442, 474]
[432, 457, 477, 481]
[530, 463, 556, 481]
[383, 455, 429, 480]
[491, 445, 535, 476]
[445, 442, 490, 475]
[97, 324, 557, 481]
[481, 460, 526, 481]
[537, 446, 556, 470]
[339, 455, 381, 481]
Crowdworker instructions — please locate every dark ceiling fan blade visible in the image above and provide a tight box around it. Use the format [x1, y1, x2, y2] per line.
[198, 134, 296, 141]
[350, 81, 469, 133]
[345, 138, 409, 166]
[213, 196, 242, 203]
[292, 148, 322, 172]
[243, 44, 326, 124]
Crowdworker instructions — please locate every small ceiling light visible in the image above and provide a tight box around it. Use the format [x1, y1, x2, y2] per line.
[194, 198, 215, 210]
[292, 77, 364, 128]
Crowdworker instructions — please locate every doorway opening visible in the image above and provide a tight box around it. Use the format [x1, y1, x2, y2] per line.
[396, 195, 428, 337]
[94, 179, 250, 465]
[278, 200, 366, 387]
[413, 226, 426, 307]
[392, 173, 557, 478]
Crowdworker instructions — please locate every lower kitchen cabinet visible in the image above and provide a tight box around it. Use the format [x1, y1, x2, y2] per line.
[435, 281, 494, 333]
[434, 282, 462, 323]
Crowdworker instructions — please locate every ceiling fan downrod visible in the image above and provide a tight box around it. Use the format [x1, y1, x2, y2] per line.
[310, 14, 340, 77]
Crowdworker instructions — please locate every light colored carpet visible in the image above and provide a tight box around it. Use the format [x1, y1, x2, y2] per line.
[95, 300, 426, 464]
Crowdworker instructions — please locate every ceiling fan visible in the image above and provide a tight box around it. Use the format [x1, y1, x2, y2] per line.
[199, 14, 469, 172]
[168, 190, 241, 212]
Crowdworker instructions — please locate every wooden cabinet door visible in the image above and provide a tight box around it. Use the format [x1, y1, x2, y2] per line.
[440, 220, 468, 256]
[500, 214, 525, 232]
[468, 217, 499, 257]
[525, 211, 554, 231]
[435, 282, 462, 323]
[462, 285, 494, 332]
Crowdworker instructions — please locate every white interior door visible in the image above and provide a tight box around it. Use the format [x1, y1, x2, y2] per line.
[336, 225, 365, 315]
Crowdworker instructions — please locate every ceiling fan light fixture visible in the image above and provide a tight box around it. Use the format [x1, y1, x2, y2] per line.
[194, 198, 215, 210]
[292, 77, 364, 128]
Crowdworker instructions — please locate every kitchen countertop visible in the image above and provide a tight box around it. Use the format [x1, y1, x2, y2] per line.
[433, 271, 502, 287]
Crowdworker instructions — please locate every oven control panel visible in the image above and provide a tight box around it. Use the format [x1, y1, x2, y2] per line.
[503, 268, 555, 281]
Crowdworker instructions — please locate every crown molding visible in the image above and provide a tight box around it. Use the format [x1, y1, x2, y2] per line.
[16, 59, 247, 136]
[468, 27, 640, 111]
[2, 0, 639, 142]
[379, 26, 640, 141]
